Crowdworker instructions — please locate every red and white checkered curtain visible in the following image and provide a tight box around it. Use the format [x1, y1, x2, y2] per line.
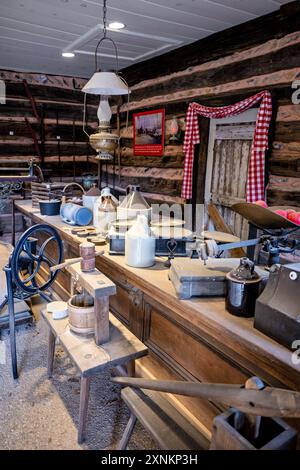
[182, 90, 272, 202]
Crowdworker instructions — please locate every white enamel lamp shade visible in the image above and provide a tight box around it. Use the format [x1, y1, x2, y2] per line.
[82, 72, 129, 95]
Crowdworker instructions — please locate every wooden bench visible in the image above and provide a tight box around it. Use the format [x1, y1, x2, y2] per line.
[42, 310, 148, 443]
[118, 386, 210, 450]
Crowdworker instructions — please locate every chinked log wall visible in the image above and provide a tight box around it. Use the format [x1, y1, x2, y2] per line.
[0, 71, 105, 235]
[0, 71, 102, 178]
[104, 1, 300, 208]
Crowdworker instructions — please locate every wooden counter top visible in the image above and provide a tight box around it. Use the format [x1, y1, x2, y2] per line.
[16, 199, 300, 391]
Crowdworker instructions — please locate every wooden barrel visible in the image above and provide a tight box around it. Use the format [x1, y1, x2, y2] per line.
[68, 294, 94, 336]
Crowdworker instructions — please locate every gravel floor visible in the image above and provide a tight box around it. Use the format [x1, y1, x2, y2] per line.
[0, 302, 157, 450]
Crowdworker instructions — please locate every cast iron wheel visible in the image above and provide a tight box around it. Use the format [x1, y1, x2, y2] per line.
[11, 224, 63, 295]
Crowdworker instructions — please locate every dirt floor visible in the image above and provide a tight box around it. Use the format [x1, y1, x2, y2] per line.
[0, 297, 157, 450]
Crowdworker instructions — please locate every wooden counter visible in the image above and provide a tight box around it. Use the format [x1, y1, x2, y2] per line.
[16, 200, 300, 440]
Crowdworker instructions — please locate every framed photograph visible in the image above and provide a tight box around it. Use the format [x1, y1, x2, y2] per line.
[133, 108, 165, 156]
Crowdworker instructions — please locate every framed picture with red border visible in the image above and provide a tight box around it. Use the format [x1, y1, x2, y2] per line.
[133, 108, 165, 156]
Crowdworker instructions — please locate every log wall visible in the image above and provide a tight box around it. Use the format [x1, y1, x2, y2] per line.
[105, 1, 300, 209]
[0, 70, 101, 180]
[0, 71, 105, 236]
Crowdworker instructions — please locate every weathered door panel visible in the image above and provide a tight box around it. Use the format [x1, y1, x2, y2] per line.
[205, 110, 258, 240]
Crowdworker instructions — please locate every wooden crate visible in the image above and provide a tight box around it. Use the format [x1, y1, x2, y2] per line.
[210, 410, 298, 450]
[31, 182, 81, 206]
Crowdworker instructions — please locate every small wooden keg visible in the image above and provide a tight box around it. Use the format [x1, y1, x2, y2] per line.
[80, 241, 95, 272]
[68, 293, 95, 336]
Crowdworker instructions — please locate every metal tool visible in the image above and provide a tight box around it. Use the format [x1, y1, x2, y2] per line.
[193, 203, 300, 265]
[113, 375, 299, 450]
[112, 375, 300, 418]
[193, 234, 298, 267]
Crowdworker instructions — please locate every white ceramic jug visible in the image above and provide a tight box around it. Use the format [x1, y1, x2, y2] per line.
[125, 215, 155, 268]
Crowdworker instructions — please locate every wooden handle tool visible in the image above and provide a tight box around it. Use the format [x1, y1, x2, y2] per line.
[50, 251, 104, 273]
[112, 376, 300, 418]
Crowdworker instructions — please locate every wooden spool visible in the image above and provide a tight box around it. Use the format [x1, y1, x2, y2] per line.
[79, 241, 95, 272]
[68, 293, 95, 336]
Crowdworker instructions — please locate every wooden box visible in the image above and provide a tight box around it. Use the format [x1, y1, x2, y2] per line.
[210, 410, 298, 450]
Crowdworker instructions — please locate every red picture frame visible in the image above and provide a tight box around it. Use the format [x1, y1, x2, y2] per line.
[133, 108, 165, 156]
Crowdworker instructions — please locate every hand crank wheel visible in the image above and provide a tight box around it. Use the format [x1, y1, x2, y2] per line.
[11, 224, 63, 295]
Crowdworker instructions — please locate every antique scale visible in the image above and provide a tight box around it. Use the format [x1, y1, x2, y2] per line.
[169, 203, 299, 297]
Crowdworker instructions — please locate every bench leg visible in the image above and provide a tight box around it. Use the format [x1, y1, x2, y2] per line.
[126, 360, 135, 377]
[47, 330, 56, 378]
[117, 413, 137, 450]
[78, 375, 91, 444]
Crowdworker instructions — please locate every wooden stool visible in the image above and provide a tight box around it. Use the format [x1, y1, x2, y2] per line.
[42, 310, 148, 443]
[117, 387, 210, 450]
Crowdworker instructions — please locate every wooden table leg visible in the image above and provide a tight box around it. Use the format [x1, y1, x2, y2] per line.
[47, 330, 56, 379]
[94, 297, 110, 346]
[78, 375, 91, 444]
[126, 359, 135, 377]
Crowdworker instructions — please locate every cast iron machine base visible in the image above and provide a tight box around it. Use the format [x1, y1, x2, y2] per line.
[3, 224, 63, 379]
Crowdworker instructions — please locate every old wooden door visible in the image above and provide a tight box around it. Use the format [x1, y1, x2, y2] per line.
[205, 109, 258, 240]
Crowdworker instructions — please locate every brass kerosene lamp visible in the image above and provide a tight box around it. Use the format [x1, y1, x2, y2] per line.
[81, 0, 130, 161]
[88, 94, 120, 160]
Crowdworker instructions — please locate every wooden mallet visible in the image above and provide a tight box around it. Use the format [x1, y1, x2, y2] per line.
[50, 242, 104, 273]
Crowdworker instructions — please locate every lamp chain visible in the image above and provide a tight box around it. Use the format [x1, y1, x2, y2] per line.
[103, 0, 107, 38]
[95, 0, 120, 71]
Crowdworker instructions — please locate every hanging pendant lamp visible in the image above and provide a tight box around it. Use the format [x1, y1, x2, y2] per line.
[82, 0, 130, 160]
